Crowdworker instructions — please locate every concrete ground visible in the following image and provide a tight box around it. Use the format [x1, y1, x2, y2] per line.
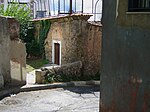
[0, 86, 100, 112]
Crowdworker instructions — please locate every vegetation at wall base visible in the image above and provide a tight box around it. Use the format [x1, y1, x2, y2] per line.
[43, 69, 100, 83]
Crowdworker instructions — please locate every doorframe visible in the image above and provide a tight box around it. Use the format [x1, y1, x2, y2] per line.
[52, 40, 61, 65]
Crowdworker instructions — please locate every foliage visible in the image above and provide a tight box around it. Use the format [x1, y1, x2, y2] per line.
[42, 68, 62, 83]
[26, 20, 51, 59]
[26, 40, 41, 57]
[39, 20, 51, 58]
[0, 1, 31, 40]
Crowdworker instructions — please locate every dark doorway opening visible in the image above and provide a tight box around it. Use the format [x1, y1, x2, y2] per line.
[54, 43, 60, 65]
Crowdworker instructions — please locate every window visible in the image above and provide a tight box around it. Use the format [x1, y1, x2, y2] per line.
[128, 0, 150, 12]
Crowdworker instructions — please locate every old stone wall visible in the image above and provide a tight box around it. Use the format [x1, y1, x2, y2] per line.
[44, 15, 102, 77]
[83, 23, 102, 76]
[45, 16, 88, 64]
[101, 0, 150, 111]
[0, 16, 11, 87]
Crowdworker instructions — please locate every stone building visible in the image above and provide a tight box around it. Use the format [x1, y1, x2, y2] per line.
[0, 16, 26, 88]
[33, 14, 102, 77]
[101, 0, 150, 111]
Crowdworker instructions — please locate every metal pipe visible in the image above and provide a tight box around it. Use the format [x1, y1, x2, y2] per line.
[44, 0, 46, 11]
[70, 0, 72, 14]
[64, 0, 65, 13]
[53, 0, 55, 15]
[75, 0, 76, 12]
[39, 0, 42, 10]
[82, 0, 83, 13]
[58, 0, 60, 14]
[48, 0, 51, 16]
[94, 0, 100, 21]
[92, 0, 94, 13]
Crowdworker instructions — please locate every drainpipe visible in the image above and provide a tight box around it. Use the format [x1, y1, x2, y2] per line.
[70, 0, 72, 14]
[81, 0, 83, 13]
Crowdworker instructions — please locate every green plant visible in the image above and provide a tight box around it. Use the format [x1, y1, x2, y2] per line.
[0, 0, 31, 40]
[42, 68, 62, 83]
[38, 20, 51, 58]
[25, 20, 51, 59]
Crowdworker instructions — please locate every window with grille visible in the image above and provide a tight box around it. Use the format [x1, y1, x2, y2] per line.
[128, 0, 150, 12]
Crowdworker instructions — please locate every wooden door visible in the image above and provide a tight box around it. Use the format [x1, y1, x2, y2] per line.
[54, 43, 60, 65]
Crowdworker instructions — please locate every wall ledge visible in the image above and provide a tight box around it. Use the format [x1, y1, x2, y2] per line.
[126, 12, 150, 15]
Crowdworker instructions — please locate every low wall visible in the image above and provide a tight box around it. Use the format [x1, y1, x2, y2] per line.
[55, 61, 82, 79]
[35, 61, 82, 84]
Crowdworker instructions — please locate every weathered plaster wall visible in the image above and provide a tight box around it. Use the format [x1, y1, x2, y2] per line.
[0, 16, 11, 87]
[8, 18, 26, 85]
[44, 15, 102, 77]
[8, 18, 20, 40]
[0, 16, 26, 87]
[101, 0, 150, 111]
[10, 41, 26, 85]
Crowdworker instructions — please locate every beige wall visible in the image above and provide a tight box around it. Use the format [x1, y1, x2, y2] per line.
[8, 18, 26, 86]
[0, 16, 26, 87]
[10, 40, 26, 85]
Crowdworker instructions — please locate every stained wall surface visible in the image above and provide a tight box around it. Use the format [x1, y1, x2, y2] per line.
[0, 16, 11, 87]
[101, 0, 150, 111]
[0, 16, 26, 88]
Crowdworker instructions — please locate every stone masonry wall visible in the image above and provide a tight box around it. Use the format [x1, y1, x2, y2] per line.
[44, 15, 102, 77]
[83, 23, 102, 76]
[45, 16, 87, 64]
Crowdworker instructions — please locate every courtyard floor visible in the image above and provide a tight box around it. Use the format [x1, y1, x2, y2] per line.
[0, 86, 100, 112]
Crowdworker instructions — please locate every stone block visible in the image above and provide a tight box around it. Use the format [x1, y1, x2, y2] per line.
[35, 70, 46, 84]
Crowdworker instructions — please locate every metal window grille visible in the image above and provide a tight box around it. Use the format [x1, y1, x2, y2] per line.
[128, 0, 150, 12]
[33, 0, 102, 21]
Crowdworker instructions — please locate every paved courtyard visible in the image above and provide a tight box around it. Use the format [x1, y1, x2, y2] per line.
[0, 86, 100, 112]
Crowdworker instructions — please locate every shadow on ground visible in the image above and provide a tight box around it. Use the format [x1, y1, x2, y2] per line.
[63, 85, 100, 94]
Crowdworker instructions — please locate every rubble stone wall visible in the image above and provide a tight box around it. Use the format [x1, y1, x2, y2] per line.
[44, 15, 102, 77]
